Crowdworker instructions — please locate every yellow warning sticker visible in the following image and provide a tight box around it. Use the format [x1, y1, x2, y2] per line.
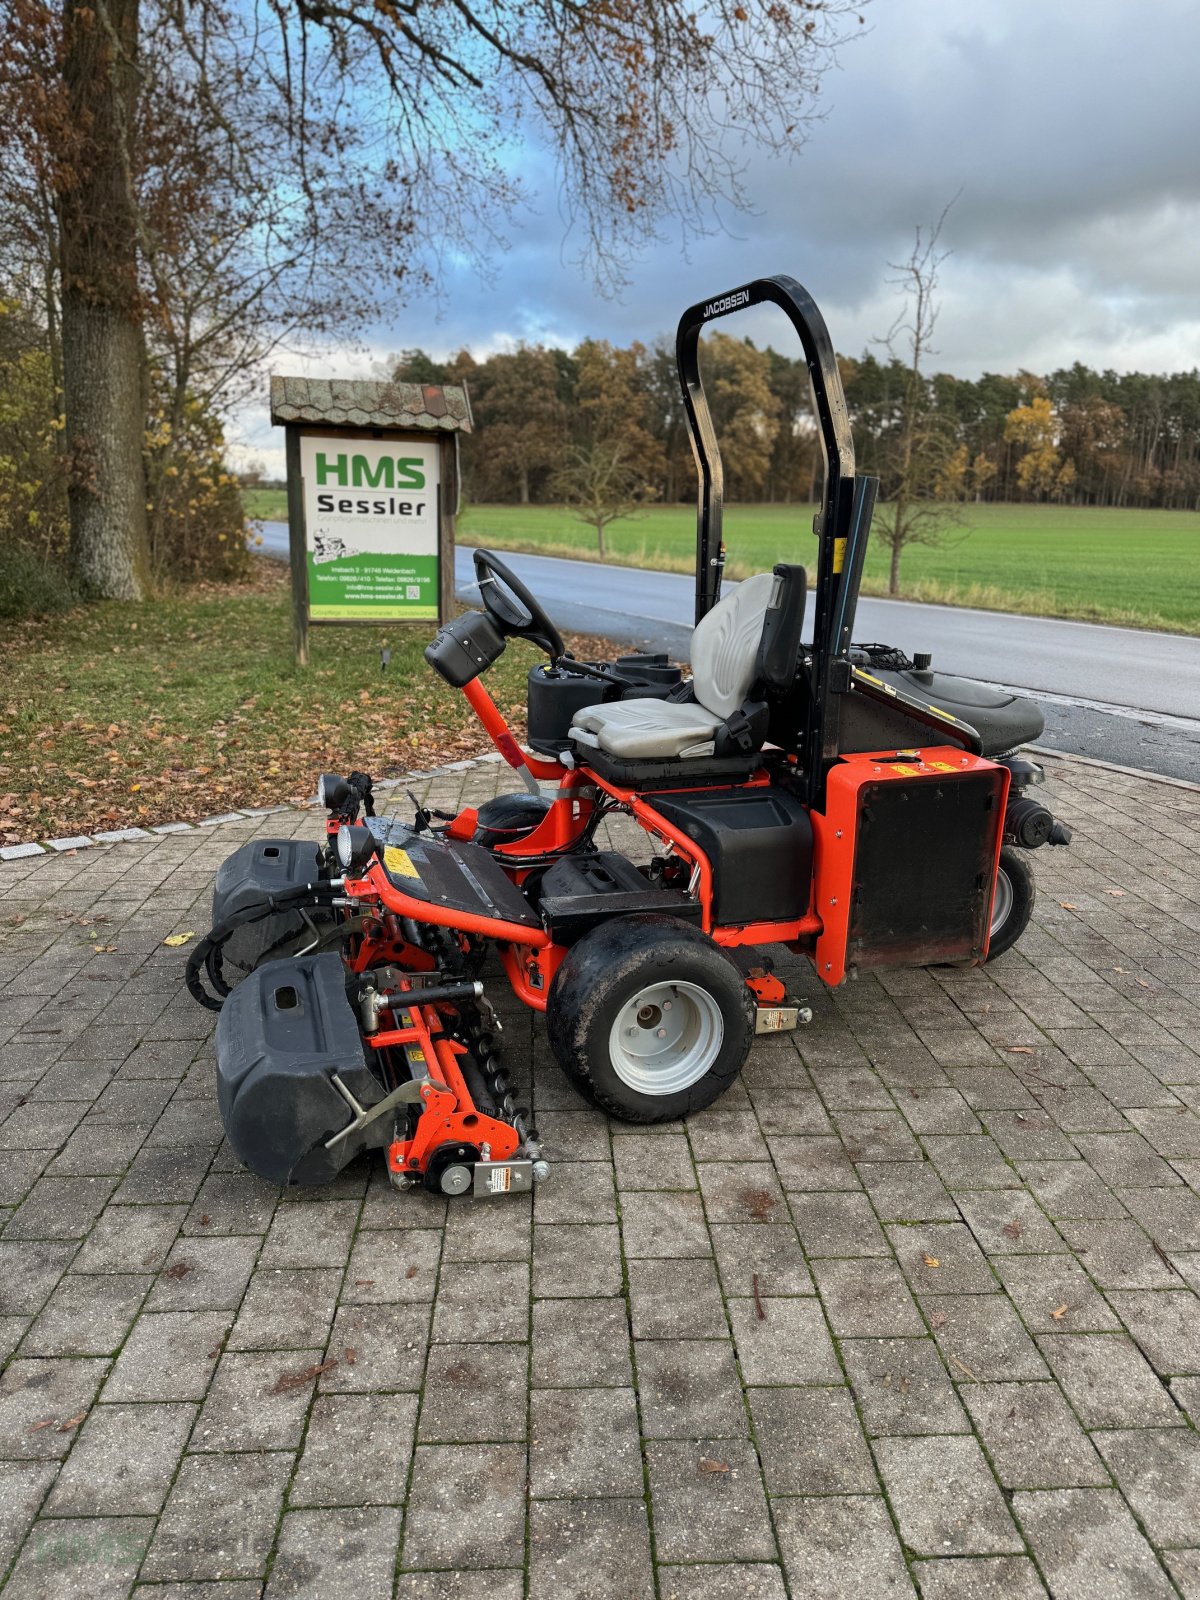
[832, 536, 847, 574]
[383, 845, 420, 879]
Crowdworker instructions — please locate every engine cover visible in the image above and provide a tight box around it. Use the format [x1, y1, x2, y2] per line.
[216, 952, 387, 1186]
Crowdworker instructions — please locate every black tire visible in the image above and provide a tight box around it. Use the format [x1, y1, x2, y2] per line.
[986, 845, 1036, 961]
[546, 913, 755, 1124]
[474, 792, 553, 849]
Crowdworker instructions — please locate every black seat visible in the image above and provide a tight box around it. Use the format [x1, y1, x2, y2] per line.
[874, 669, 1045, 757]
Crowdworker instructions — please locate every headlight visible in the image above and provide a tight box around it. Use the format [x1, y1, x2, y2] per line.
[318, 773, 351, 811]
[337, 824, 373, 872]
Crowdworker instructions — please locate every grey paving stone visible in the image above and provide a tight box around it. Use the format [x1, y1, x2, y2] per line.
[709, 1222, 814, 1295]
[1020, 1160, 1132, 1220]
[402, 1443, 527, 1570]
[628, 1256, 728, 1338]
[191, 1349, 323, 1452]
[875, 1434, 1023, 1556]
[658, 1564, 788, 1600]
[0, 1357, 107, 1459]
[104, 1311, 230, 1402]
[531, 1297, 633, 1387]
[913, 1555, 1048, 1598]
[430, 1260, 528, 1342]
[727, 1296, 841, 1385]
[1059, 1218, 1180, 1290]
[813, 1256, 926, 1337]
[6, 1173, 119, 1239]
[768, 1134, 860, 1190]
[530, 1386, 643, 1497]
[0, 1240, 78, 1317]
[266, 1506, 403, 1600]
[529, 1497, 653, 1600]
[955, 1189, 1066, 1253]
[1093, 1426, 1200, 1547]
[20, 1271, 149, 1356]
[789, 1189, 890, 1255]
[749, 1384, 877, 1493]
[1014, 1487, 1176, 1600]
[322, 1302, 430, 1392]
[1106, 1288, 1200, 1374]
[1038, 1333, 1183, 1428]
[71, 1204, 185, 1274]
[3, 1515, 152, 1599]
[646, 1438, 775, 1563]
[993, 1254, 1122, 1332]
[1075, 1131, 1182, 1188]
[45, 1402, 195, 1515]
[146, 1236, 257, 1312]
[619, 1190, 713, 1256]
[962, 1382, 1108, 1489]
[1126, 1106, 1200, 1159]
[923, 1292, 1050, 1381]
[291, 1391, 418, 1506]
[259, 1198, 360, 1267]
[143, 1450, 292, 1581]
[228, 1266, 341, 1350]
[342, 1227, 441, 1301]
[887, 1220, 999, 1294]
[634, 1338, 748, 1439]
[420, 1343, 528, 1443]
[0, 1459, 59, 1571]
[983, 1109, 1077, 1161]
[856, 1160, 960, 1220]
[1115, 1183, 1200, 1253]
[919, 1135, 1020, 1192]
[696, 1160, 786, 1224]
[612, 1131, 696, 1190]
[184, 1171, 277, 1235]
[773, 1493, 915, 1598]
[396, 1574, 523, 1600]
[49, 1120, 145, 1176]
[532, 1223, 622, 1297]
[441, 1195, 531, 1262]
[841, 1335, 971, 1435]
[533, 1159, 616, 1224]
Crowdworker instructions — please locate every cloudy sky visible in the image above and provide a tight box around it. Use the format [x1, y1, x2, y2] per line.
[233, 0, 1200, 472]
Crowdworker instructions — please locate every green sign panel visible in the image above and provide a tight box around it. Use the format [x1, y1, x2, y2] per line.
[299, 435, 441, 620]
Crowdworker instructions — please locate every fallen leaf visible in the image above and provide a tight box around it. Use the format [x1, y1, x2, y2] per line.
[343, 1347, 357, 1366]
[742, 1188, 778, 1221]
[752, 1271, 766, 1322]
[1102, 888, 1126, 897]
[198, 1214, 211, 1227]
[57, 1411, 87, 1432]
[1050, 1303, 1069, 1321]
[163, 932, 195, 948]
[922, 1254, 941, 1269]
[947, 1352, 978, 1382]
[405, 1265, 419, 1280]
[162, 1260, 193, 1281]
[928, 1311, 948, 1329]
[92, 944, 117, 954]
[1003, 1220, 1023, 1240]
[1152, 1239, 1184, 1280]
[354, 1279, 375, 1288]
[699, 1457, 730, 1475]
[271, 1358, 338, 1394]
[27, 1418, 58, 1434]
[1059, 902, 1079, 911]
[1007, 1046, 1035, 1055]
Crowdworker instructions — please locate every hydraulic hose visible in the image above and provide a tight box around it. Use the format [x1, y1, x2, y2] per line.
[185, 879, 345, 1012]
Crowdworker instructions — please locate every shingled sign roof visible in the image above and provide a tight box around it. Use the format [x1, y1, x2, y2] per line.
[270, 376, 473, 433]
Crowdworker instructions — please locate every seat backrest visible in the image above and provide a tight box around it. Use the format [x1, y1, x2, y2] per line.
[691, 572, 776, 721]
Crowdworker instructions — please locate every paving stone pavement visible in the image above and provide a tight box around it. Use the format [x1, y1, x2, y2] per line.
[0, 753, 1198, 1598]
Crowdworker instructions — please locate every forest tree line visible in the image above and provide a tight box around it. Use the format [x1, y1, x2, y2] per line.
[393, 338, 1200, 513]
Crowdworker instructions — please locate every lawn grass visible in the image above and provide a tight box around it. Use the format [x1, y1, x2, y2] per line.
[0, 560, 601, 843]
[243, 486, 288, 520]
[457, 501, 1200, 635]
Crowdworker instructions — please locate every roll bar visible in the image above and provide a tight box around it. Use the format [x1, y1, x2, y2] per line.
[675, 274, 878, 804]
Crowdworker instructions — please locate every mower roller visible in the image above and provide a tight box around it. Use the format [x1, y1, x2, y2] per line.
[189, 274, 1071, 1198]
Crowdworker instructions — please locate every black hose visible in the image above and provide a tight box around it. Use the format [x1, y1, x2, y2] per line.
[185, 880, 343, 1012]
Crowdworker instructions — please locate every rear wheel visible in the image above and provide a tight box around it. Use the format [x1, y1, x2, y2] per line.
[546, 914, 755, 1123]
[985, 846, 1036, 961]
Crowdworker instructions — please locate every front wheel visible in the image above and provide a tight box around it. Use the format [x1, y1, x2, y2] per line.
[985, 846, 1036, 961]
[546, 914, 755, 1123]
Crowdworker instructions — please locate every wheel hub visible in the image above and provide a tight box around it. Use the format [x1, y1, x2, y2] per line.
[609, 981, 724, 1096]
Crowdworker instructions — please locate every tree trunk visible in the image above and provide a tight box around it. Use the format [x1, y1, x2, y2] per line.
[888, 535, 902, 597]
[596, 520, 606, 560]
[59, 0, 149, 600]
[518, 463, 530, 504]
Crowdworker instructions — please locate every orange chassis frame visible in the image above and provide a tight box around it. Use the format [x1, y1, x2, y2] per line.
[336, 675, 1009, 1009]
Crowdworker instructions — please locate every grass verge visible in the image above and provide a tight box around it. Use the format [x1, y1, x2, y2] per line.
[0, 559, 612, 844]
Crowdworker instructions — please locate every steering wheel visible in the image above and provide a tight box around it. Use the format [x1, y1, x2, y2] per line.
[473, 549, 564, 659]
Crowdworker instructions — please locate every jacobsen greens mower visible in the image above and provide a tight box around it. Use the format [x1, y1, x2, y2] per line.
[189, 276, 1070, 1197]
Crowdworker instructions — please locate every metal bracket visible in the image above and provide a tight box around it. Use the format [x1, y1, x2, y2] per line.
[324, 1071, 448, 1150]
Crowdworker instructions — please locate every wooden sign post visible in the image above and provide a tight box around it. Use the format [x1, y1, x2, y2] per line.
[270, 377, 472, 665]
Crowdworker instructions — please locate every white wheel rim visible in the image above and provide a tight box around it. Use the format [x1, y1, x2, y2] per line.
[608, 980, 724, 1096]
[991, 866, 1014, 939]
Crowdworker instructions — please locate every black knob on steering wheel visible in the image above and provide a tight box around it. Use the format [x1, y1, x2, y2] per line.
[472, 549, 564, 660]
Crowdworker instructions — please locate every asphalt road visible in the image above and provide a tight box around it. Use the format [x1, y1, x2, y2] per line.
[256, 522, 1200, 782]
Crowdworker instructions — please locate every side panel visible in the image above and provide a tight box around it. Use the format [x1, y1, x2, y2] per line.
[812, 749, 1009, 984]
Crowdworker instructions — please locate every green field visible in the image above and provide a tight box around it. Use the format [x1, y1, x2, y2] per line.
[242, 490, 1200, 634]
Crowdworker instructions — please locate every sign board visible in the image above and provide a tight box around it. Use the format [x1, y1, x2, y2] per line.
[299, 434, 441, 621]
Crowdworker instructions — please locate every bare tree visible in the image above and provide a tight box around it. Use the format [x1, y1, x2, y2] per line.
[874, 203, 963, 596]
[552, 441, 648, 560]
[0, 0, 863, 598]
